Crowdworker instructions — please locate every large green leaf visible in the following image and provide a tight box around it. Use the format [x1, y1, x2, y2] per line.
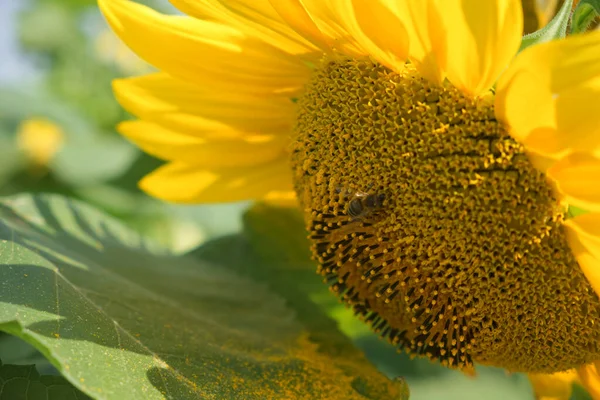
[0, 359, 91, 400]
[193, 205, 411, 399]
[0, 194, 402, 399]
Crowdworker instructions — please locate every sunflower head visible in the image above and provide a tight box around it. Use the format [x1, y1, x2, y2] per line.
[293, 55, 600, 372]
[100, 0, 600, 376]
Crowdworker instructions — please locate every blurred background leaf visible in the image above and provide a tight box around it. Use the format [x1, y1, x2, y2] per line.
[0, 0, 247, 252]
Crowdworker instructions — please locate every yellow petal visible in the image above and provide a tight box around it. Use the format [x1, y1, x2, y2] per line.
[385, 0, 445, 85]
[263, 190, 299, 207]
[118, 121, 288, 167]
[564, 213, 600, 297]
[578, 363, 600, 400]
[497, 30, 600, 156]
[528, 370, 577, 400]
[267, 0, 334, 51]
[565, 213, 600, 255]
[170, 0, 321, 56]
[139, 157, 293, 203]
[113, 73, 295, 136]
[269, 0, 365, 57]
[547, 152, 600, 211]
[98, 0, 310, 96]
[525, 148, 558, 173]
[523, 84, 600, 157]
[495, 67, 556, 155]
[431, 0, 523, 96]
[329, 0, 409, 72]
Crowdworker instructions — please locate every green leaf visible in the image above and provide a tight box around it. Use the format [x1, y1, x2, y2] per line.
[0, 134, 25, 187]
[236, 204, 366, 351]
[0, 359, 91, 400]
[0, 333, 56, 373]
[194, 208, 408, 400]
[0, 194, 403, 399]
[408, 368, 533, 400]
[571, 383, 594, 400]
[519, 0, 573, 52]
[199, 204, 371, 349]
[571, 0, 600, 34]
[18, 3, 76, 51]
[243, 203, 313, 267]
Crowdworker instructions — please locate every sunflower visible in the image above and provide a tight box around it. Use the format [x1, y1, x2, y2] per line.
[99, 0, 600, 377]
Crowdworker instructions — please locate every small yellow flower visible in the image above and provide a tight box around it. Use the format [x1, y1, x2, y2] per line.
[99, 0, 600, 376]
[16, 117, 64, 167]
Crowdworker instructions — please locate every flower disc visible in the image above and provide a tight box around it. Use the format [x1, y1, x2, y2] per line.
[291, 58, 600, 373]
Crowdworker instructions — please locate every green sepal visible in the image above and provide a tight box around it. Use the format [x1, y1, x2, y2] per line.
[571, 0, 600, 34]
[519, 0, 573, 53]
[567, 205, 590, 218]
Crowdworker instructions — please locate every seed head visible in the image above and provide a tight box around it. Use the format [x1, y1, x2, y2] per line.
[291, 58, 600, 373]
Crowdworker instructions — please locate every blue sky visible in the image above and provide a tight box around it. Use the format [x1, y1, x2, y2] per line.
[0, 1, 38, 83]
[0, 0, 177, 84]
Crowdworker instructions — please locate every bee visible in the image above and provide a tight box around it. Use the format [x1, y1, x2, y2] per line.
[346, 192, 386, 219]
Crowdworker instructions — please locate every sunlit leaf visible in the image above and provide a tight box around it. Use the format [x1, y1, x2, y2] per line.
[0, 194, 402, 399]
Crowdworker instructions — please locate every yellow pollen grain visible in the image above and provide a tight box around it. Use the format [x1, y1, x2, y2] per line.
[292, 57, 600, 373]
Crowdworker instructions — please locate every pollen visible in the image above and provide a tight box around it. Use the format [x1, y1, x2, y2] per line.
[291, 57, 600, 373]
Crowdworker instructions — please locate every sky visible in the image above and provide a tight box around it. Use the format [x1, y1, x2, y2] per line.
[0, 0, 178, 84]
[0, 1, 39, 83]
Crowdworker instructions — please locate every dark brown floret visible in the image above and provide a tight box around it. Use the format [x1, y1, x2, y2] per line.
[291, 57, 600, 373]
